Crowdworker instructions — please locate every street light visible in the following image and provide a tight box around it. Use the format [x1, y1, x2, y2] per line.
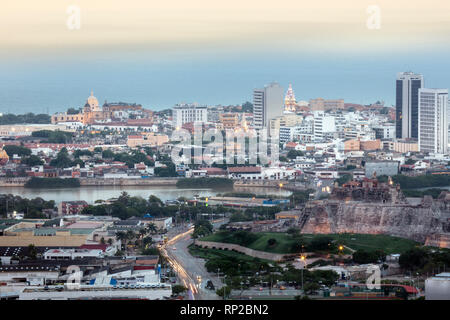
[300, 255, 306, 293]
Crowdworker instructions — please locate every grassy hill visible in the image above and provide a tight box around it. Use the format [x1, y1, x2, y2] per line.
[201, 231, 419, 255]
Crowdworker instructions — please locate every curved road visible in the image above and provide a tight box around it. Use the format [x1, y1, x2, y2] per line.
[162, 219, 227, 300]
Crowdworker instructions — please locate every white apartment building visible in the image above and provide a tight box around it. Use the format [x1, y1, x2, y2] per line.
[253, 82, 284, 128]
[172, 103, 208, 129]
[313, 111, 336, 142]
[418, 88, 448, 154]
[373, 124, 396, 140]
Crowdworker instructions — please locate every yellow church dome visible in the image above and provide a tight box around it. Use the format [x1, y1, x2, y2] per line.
[87, 91, 100, 111]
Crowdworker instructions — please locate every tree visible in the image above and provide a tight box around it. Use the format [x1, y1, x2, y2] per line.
[308, 236, 335, 252]
[149, 195, 163, 207]
[117, 192, 130, 206]
[216, 286, 231, 299]
[50, 148, 72, 168]
[3, 145, 31, 157]
[241, 101, 253, 113]
[172, 285, 187, 296]
[139, 228, 147, 239]
[142, 236, 153, 248]
[21, 155, 44, 166]
[141, 247, 159, 255]
[126, 230, 136, 243]
[146, 223, 157, 234]
[192, 220, 214, 238]
[287, 150, 304, 159]
[27, 244, 37, 259]
[303, 282, 320, 294]
[102, 149, 115, 159]
[267, 238, 277, 246]
[115, 231, 127, 250]
[335, 174, 352, 186]
[399, 248, 429, 271]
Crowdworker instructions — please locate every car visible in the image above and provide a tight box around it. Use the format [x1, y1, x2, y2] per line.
[279, 286, 286, 290]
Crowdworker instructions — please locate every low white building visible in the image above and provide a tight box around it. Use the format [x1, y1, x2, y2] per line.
[150, 217, 173, 230]
[43, 249, 104, 260]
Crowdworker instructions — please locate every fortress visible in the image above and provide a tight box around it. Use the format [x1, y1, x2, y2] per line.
[297, 177, 450, 248]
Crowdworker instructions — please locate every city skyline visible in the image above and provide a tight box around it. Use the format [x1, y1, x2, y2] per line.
[2, 1, 450, 113]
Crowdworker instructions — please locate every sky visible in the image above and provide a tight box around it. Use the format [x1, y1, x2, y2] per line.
[1, 0, 450, 113]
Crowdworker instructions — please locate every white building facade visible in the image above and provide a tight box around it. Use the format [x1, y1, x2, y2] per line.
[253, 82, 284, 129]
[172, 103, 208, 129]
[418, 88, 448, 154]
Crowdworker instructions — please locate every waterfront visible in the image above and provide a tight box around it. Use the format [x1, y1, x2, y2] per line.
[1, 186, 292, 204]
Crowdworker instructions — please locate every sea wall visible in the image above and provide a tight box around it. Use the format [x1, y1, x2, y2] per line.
[78, 177, 178, 186]
[0, 177, 178, 187]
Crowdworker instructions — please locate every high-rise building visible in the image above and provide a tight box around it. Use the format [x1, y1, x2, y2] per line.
[313, 111, 335, 142]
[418, 88, 448, 154]
[253, 82, 284, 128]
[396, 72, 424, 139]
[172, 103, 208, 129]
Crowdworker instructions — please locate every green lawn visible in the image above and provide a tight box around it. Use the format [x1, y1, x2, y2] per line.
[307, 233, 419, 254]
[201, 231, 419, 255]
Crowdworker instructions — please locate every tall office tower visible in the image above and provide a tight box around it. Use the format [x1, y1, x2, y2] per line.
[418, 88, 449, 154]
[253, 82, 284, 129]
[396, 72, 424, 139]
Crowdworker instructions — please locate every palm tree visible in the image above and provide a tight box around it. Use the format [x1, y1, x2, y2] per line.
[146, 223, 157, 234]
[126, 230, 136, 241]
[139, 228, 147, 239]
[126, 230, 136, 252]
[115, 231, 127, 250]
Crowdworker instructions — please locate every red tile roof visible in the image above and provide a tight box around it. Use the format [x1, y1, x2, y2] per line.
[228, 166, 261, 173]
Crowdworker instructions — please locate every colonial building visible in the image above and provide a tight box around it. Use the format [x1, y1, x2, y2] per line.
[284, 83, 297, 112]
[52, 91, 152, 126]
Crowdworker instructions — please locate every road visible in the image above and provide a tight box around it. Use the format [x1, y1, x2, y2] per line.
[162, 219, 227, 300]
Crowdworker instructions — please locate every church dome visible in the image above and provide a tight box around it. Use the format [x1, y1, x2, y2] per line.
[87, 91, 100, 111]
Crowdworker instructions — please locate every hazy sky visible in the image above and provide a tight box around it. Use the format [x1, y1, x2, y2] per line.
[1, 1, 450, 112]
